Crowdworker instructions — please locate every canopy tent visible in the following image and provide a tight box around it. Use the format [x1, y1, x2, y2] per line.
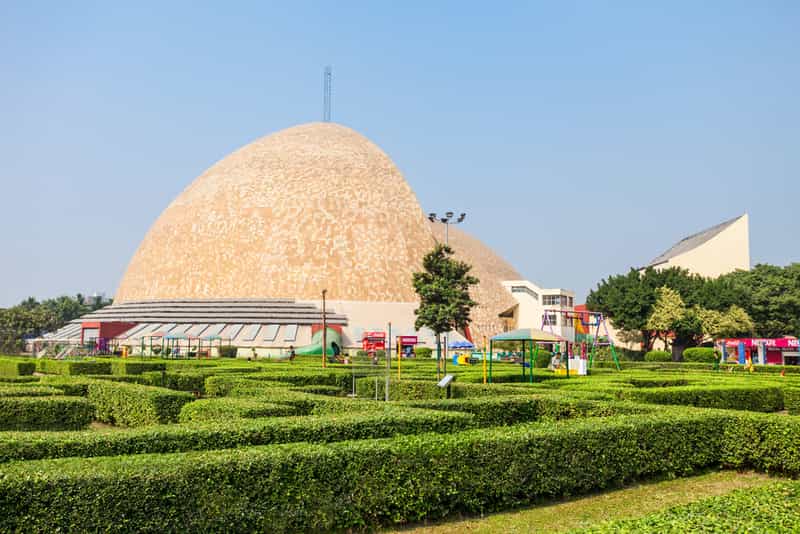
[448, 340, 475, 350]
[488, 328, 566, 383]
[491, 328, 563, 343]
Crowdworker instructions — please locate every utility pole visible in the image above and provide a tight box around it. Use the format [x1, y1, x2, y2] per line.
[321, 289, 327, 368]
[323, 66, 332, 122]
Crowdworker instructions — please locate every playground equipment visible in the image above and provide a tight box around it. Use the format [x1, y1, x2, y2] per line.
[295, 326, 343, 358]
[488, 328, 562, 383]
[541, 309, 621, 371]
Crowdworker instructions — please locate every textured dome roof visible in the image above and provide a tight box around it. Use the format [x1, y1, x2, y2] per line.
[116, 123, 435, 302]
[430, 223, 521, 339]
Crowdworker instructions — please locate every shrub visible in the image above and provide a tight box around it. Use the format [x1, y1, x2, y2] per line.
[0, 409, 476, 463]
[110, 361, 166, 375]
[87, 381, 194, 426]
[0, 397, 93, 430]
[415, 347, 432, 359]
[644, 350, 672, 362]
[618, 385, 784, 412]
[36, 359, 112, 375]
[585, 481, 800, 532]
[0, 412, 742, 532]
[218, 345, 238, 358]
[141, 371, 207, 393]
[682, 347, 720, 363]
[785, 388, 800, 415]
[178, 398, 299, 422]
[0, 386, 63, 397]
[0, 358, 36, 377]
[533, 350, 553, 368]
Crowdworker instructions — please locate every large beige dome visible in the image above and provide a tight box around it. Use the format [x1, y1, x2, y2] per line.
[116, 123, 436, 303]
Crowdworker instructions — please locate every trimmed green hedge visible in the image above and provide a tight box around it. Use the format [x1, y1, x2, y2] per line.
[0, 397, 93, 430]
[401, 395, 651, 426]
[785, 388, 800, 415]
[0, 358, 35, 377]
[682, 347, 720, 363]
[36, 359, 112, 376]
[0, 412, 740, 532]
[87, 381, 194, 426]
[141, 371, 207, 393]
[582, 481, 800, 532]
[617, 385, 784, 412]
[178, 398, 299, 422]
[355, 378, 532, 401]
[644, 350, 672, 362]
[0, 409, 476, 463]
[110, 360, 166, 375]
[0, 386, 63, 397]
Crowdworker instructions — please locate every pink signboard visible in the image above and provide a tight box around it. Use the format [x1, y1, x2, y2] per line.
[723, 338, 799, 349]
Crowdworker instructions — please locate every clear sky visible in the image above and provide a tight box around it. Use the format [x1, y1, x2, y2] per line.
[1, 1, 798, 307]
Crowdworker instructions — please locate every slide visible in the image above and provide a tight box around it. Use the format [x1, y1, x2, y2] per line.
[295, 327, 343, 356]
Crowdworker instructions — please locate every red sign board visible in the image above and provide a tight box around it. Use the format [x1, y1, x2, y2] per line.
[362, 331, 386, 352]
[397, 336, 418, 345]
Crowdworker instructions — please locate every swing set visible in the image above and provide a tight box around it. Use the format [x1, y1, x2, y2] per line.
[541, 309, 621, 371]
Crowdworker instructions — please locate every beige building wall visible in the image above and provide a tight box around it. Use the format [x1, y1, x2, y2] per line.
[659, 213, 750, 278]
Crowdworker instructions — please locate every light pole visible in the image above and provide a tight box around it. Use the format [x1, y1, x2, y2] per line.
[427, 211, 467, 378]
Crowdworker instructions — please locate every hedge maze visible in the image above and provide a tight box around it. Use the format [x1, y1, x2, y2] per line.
[1, 355, 800, 531]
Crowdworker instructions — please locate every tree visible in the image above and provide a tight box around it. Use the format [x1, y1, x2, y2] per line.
[717, 264, 800, 337]
[412, 244, 479, 375]
[646, 286, 686, 350]
[586, 266, 704, 351]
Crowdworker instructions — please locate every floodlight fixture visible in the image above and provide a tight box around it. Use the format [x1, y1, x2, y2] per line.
[445, 211, 454, 219]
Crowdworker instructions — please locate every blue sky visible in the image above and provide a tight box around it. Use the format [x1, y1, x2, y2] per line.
[1, 1, 798, 306]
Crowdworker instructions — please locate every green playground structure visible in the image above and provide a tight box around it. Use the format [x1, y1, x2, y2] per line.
[294, 327, 343, 356]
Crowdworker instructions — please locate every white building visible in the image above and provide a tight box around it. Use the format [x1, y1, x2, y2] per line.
[499, 280, 576, 341]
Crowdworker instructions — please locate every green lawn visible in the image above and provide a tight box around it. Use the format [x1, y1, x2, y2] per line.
[389, 470, 775, 534]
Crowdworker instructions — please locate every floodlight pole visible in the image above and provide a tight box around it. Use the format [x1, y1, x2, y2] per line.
[427, 211, 467, 384]
[321, 289, 327, 369]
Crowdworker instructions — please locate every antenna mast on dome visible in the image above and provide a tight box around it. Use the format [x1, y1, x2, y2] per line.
[323, 65, 332, 122]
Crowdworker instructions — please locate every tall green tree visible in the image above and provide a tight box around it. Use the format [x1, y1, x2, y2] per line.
[717, 264, 800, 337]
[412, 244, 479, 371]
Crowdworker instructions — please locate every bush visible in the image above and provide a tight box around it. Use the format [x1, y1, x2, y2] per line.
[0, 397, 93, 430]
[0, 411, 744, 532]
[36, 359, 112, 375]
[585, 481, 800, 532]
[618, 385, 784, 412]
[0, 386, 64, 397]
[533, 350, 553, 368]
[141, 371, 207, 393]
[0, 358, 36, 377]
[415, 347, 432, 359]
[0, 409, 476, 463]
[110, 361, 166, 375]
[644, 350, 672, 362]
[178, 398, 299, 422]
[87, 381, 194, 426]
[218, 345, 238, 358]
[785, 388, 800, 415]
[682, 347, 720, 363]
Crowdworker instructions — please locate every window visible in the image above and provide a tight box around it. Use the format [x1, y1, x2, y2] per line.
[543, 295, 560, 306]
[511, 286, 539, 300]
[542, 312, 557, 326]
[283, 324, 298, 342]
[262, 325, 280, 342]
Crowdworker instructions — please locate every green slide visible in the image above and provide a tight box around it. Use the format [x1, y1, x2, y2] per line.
[294, 327, 343, 356]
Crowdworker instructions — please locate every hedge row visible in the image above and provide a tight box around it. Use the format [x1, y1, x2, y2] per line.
[0, 411, 748, 532]
[0, 358, 35, 377]
[87, 381, 194, 426]
[0, 397, 93, 431]
[110, 360, 166, 375]
[0, 376, 40, 384]
[617, 385, 784, 412]
[0, 386, 63, 397]
[178, 398, 299, 422]
[682, 347, 720, 363]
[36, 359, 112, 375]
[0, 409, 476, 463]
[582, 481, 800, 532]
[355, 377, 531, 401]
[401, 395, 652, 426]
[785, 388, 800, 415]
